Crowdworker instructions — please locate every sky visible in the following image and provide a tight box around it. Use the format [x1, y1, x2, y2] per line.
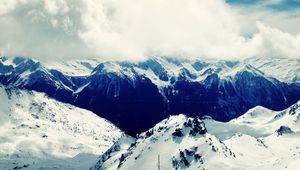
[0, 0, 300, 61]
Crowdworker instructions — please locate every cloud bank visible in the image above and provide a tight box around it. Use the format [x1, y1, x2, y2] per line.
[0, 0, 300, 61]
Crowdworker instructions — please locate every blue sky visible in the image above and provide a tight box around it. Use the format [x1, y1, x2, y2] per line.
[227, 0, 300, 11]
[267, 0, 300, 11]
[225, 0, 300, 35]
[227, 0, 261, 5]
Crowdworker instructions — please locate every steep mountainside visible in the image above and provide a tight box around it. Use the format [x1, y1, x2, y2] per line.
[0, 85, 122, 170]
[92, 100, 300, 170]
[0, 56, 299, 134]
[245, 57, 300, 83]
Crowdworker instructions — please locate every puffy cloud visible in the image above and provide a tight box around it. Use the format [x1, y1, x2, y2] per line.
[0, 0, 300, 61]
[0, 0, 91, 60]
[44, 0, 69, 15]
[78, 0, 244, 60]
[0, 0, 18, 15]
[254, 22, 300, 59]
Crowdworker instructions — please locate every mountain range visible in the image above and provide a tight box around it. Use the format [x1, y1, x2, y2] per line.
[0, 56, 299, 135]
[1, 55, 300, 169]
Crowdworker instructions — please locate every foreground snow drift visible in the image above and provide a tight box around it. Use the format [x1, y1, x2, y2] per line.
[92, 100, 300, 170]
[0, 86, 122, 170]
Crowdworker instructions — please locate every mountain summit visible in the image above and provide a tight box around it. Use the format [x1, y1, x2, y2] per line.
[1, 56, 300, 134]
[92, 100, 300, 170]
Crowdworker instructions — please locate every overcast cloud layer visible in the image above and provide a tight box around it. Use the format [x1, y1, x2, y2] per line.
[0, 0, 300, 61]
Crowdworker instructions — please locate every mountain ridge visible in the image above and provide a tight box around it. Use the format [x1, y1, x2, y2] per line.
[92, 100, 300, 170]
[0, 56, 299, 135]
[0, 85, 123, 170]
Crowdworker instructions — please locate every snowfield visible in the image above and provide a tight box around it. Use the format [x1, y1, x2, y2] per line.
[0, 86, 122, 170]
[1, 56, 300, 135]
[92, 100, 300, 170]
[0, 55, 300, 169]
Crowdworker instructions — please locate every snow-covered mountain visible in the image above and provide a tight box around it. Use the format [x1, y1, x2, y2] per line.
[92, 100, 300, 170]
[0, 85, 122, 170]
[1, 56, 300, 134]
[0, 55, 299, 169]
[245, 57, 300, 84]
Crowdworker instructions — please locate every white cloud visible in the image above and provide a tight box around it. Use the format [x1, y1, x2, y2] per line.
[0, 0, 18, 15]
[254, 22, 300, 59]
[0, 0, 300, 61]
[78, 0, 249, 60]
[44, 0, 70, 15]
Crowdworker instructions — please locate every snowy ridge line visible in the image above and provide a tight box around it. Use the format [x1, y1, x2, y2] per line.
[1, 55, 299, 135]
[92, 100, 300, 170]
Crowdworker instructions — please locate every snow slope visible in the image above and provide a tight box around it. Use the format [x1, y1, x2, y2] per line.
[1, 55, 299, 135]
[92, 100, 300, 170]
[245, 56, 300, 83]
[91, 115, 236, 170]
[0, 85, 122, 170]
[205, 100, 300, 139]
[43, 58, 103, 76]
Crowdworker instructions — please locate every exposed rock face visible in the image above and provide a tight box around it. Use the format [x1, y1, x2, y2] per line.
[90, 115, 235, 170]
[92, 100, 300, 170]
[276, 126, 294, 136]
[1, 56, 300, 134]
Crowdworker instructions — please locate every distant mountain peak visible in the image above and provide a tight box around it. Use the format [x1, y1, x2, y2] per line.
[0, 56, 299, 134]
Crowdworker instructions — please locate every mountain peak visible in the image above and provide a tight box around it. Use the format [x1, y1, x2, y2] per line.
[92, 114, 236, 170]
[220, 63, 265, 79]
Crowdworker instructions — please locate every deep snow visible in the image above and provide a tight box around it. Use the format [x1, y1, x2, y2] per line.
[0, 86, 123, 170]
